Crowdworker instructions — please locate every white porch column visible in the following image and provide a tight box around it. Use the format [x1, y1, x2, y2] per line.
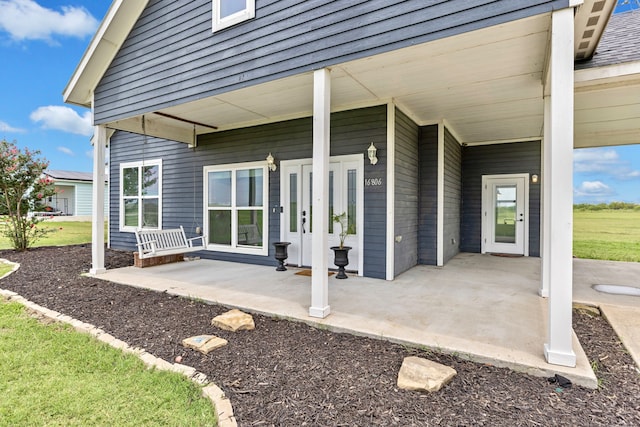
[544, 8, 576, 367]
[90, 124, 107, 275]
[540, 95, 551, 298]
[309, 68, 331, 318]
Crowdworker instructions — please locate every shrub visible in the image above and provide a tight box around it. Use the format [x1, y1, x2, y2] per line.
[0, 139, 56, 251]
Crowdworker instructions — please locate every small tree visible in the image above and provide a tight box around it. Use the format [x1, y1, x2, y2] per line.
[0, 139, 56, 251]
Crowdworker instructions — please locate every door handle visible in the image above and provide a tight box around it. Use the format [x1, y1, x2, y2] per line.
[302, 217, 306, 233]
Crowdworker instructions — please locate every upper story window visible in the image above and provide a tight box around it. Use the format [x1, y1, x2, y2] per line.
[213, 0, 255, 32]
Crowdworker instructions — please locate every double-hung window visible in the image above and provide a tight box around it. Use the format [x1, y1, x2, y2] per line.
[120, 160, 162, 231]
[204, 162, 268, 255]
[212, 0, 255, 32]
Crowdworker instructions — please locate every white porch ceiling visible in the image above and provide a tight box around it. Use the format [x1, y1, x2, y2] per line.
[107, 11, 640, 150]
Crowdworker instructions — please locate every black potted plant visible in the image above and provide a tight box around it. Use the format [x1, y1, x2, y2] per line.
[273, 241, 291, 271]
[331, 212, 352, 279]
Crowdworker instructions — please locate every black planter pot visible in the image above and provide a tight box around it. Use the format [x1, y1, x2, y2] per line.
[331, 246, 352, 279]
[273, 242, 291, 271]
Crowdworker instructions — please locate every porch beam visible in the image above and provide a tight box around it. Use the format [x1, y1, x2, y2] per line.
[90, 124, 108, 275]
[309, 68, 331, 318]
[108, 115, 194, 145]
[544, 8, 576, 367]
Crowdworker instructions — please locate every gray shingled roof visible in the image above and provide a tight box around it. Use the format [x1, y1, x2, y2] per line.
[45, 170, 95, 182]
[576, 8, 640, 70]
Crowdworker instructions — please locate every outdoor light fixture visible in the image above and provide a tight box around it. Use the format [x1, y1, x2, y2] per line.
[266, 152, 277, 171]
[531, 174, 539, 184]
[368, 142, 378, 165]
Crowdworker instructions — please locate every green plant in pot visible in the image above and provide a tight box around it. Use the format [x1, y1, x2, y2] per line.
[331, 212, 352, 279]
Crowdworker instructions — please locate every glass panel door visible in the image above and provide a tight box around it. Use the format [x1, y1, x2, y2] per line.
[483, 175, 527, 255]
[494, 185, 516, 244]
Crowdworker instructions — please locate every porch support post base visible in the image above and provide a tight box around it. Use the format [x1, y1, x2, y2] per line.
[309, 306, 331, 318]
[544, 343, 576, 367]
[89, 268, 107, 275]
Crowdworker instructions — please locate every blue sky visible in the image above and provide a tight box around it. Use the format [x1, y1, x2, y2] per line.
[0, 0, 638, 204]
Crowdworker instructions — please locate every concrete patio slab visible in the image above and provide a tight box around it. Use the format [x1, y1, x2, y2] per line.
[573, 258, 640, 370]
[98, 252, 603, 387]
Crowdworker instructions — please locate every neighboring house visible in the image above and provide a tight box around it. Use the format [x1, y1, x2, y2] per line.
[63, 0, 640, 369]
[43, 170, 108, 217]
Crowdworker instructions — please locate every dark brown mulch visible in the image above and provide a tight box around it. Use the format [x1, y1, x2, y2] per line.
[1, 245, 639, 426]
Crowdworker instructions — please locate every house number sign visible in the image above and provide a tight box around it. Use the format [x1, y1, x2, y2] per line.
[365, 175, 384, 193]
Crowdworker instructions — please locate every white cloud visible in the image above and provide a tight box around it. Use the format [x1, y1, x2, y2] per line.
[574, 181, 616, 198]
[0, 0, 98, 42]
[30, 105, 92, 136]
[0, 120, 25, 133]
[574, 147, 640, 180]
[57, 146, 74, 156]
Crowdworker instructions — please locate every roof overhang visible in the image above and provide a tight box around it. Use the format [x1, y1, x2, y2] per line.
[574, 60, 640, 148]
[573, 0, 617, 61]
[63, 0, 149, 108]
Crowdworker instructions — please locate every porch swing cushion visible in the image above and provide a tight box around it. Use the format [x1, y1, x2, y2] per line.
[135, 226, 205, 259]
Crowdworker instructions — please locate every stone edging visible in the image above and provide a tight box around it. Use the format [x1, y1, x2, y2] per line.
[0, 259, 236, 427]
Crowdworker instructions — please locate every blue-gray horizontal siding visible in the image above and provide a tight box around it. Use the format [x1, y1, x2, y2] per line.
[109, 105, 388, 277]
[418, 125, 438, 265]
[443, 129, 462, 264]
[94, 0, 569, 123]
[460, 141, 541, 256]
[394, 108, 419, 277]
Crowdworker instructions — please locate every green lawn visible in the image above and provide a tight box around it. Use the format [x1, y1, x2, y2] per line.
[1, 210, 637, 263]
[573, 209, 640, 262]
[0, 220, 106, 250]
[0, 299, 216, 426]
[0, 262, 12, 278]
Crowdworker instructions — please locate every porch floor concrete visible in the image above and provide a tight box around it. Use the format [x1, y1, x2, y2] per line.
[97, 253, 640, 389]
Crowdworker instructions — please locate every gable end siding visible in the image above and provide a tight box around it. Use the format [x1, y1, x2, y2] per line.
[94, 0, 569, 123]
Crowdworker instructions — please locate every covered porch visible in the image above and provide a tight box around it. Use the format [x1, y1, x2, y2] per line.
[97, 253, 627, 388]
[68, 1, 640, 371]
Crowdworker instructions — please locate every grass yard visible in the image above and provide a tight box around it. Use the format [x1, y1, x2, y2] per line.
[573, 209, 640, 262]
[0, 262, 13, 278]
[0, 220, 106, 250]
[0, 299, 216, 427]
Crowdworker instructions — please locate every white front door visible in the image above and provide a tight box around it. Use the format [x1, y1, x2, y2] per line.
[482, 174, 529, 255]
[281, 155, 362, 272]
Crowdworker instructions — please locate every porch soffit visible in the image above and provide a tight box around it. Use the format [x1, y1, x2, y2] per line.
[104, 10, 639, 150]
[109, 13, 552, 147]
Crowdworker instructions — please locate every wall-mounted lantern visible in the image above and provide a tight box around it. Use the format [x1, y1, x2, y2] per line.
[367, 142, 378, 165]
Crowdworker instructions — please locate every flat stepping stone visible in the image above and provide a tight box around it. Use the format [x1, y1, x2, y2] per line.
[182, 335, 228, 354]
[397, 356, 457, 392]
[211, 309, 255, 332]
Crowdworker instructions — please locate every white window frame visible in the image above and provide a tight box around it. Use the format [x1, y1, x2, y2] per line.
[212, 0, 255, 32]
[203, 161, 269, 256]
[119, 159, 162, 232]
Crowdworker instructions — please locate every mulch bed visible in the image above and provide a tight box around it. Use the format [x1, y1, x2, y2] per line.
[1, 245, 639, 426]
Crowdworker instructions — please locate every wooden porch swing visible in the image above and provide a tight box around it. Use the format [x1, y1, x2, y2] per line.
[133, 115, 205, 267]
